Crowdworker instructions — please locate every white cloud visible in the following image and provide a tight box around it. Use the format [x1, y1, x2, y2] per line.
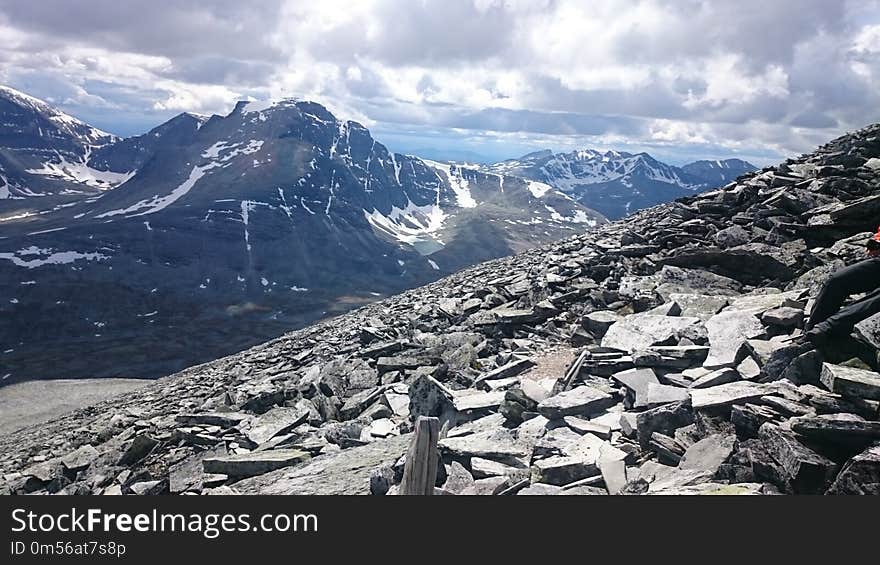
[0, 0, 878, 161]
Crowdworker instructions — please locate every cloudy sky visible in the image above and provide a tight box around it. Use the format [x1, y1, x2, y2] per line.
[1, 0, 879, 164]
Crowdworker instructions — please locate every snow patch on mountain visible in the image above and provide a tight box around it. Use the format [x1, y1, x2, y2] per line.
[364, 199, 447, 252]
[0, 245, 109, 268]
[97, 163, 215, 218]
[423, 161, 477, 208]
[527, 180, 552, 198]
[26, 155, 134, 190]
[544, 205, 598, 226]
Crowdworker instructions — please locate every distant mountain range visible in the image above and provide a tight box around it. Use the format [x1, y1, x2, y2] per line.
[482, 149, 756, 219]
[0, 86, 604, 382]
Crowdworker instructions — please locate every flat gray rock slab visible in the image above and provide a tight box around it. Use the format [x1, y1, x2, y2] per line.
[690, 381, 768, 409]
[439, 430, 531, 461]
[669, 293, 729, 321]
[639, 383, 690, 407]
[244, 407, 309, 445]
[563, 416, 612, 439]
[820, 363, 880, 401]
[678, 433, 737, 475]
[60, 444, 99, 473]
[790, 413, 880, 442]
[473, 358, 536, 386]
[704, 310, 765, 368]
[691, 368, 740, 389]
[611, 367, 659, 398]
[235, 435, 412, 494]
[175, 412, 249, 428]
[537, 385, 616, 419]
[602, 314, 702, 353]
[203, 449, 311, 478]
[583, 311, 620, 336]
[452, 390, 506, 412]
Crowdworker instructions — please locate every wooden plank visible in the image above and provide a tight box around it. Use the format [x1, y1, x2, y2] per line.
[399, 416, 440, 495]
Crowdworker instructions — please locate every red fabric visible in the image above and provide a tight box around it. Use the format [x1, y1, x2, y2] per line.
[874, 226, 880, 243]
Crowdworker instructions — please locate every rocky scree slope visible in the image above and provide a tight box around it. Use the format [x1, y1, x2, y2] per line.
[3, 125, 880, 495]
[0, 95, 601, 382]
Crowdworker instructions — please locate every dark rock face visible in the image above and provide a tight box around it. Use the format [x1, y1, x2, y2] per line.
[3, 109, 880, 497]
[482, 150, 756, 220]
[0, 92, 604, 382]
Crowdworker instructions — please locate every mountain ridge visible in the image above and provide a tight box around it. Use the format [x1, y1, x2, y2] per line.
[0, 92, 604, 382]
[482, 149, 757, 219]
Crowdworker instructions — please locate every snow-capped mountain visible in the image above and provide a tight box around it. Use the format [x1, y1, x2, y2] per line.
[483, 149, 756, 219]
[681, 158, 757, 186]
[0, 90, 604, 382]
[0, 85, 123, 201]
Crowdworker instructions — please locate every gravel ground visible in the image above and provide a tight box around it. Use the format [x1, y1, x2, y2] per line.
[0, 378, 149, 436]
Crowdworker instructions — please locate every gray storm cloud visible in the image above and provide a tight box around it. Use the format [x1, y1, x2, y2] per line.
[0, 0, 877, 162]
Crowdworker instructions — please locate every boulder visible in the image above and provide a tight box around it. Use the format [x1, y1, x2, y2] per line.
[826, 444, 880, 495]
[758, 423, 838, 493]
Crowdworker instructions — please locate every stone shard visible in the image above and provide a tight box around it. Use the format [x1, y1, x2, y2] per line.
[117, 435, 158, 466]
[537, 385, 617, 420]
[602, 314, 703, 353]
[245, 406, 309, 445]
[758, 423, 838, 494]
[563, 416, 612, 439]
[60, 444, 99, 473]
[704, 310, 765, 368]
[736, 356, 762, 380]
[789, 413, 880, 444]
[583, 311, 620, 337]
[678, 433, 737, 475]
[636, 400, 694, 448]
[203, 449, 311, 478]
[175, 412, 249, 429]
[638, 383, 690, 407]
[854, 312, 880, 351]
[761, 306, 804, 328]
[820, 363, 880, 401]
[826, 444, 880, 495]
[669, 293, 729, 321]
[690, 381, 769, 409]
[690, 368, 740, 389]
[532, 456, 600, 486]
[438, 430, 531, 462]
[598, 454, 628, 495]
[473, 358, 536, 386]
[731, 403, 783, 438]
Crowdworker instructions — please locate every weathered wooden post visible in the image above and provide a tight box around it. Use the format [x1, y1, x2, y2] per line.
[399, 416, 440, 495]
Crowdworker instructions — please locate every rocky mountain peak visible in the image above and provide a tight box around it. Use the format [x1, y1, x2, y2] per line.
[0, 89, 603, 383]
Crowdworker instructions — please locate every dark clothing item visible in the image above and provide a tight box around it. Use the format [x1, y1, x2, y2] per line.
[806, 257, 880, 336]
